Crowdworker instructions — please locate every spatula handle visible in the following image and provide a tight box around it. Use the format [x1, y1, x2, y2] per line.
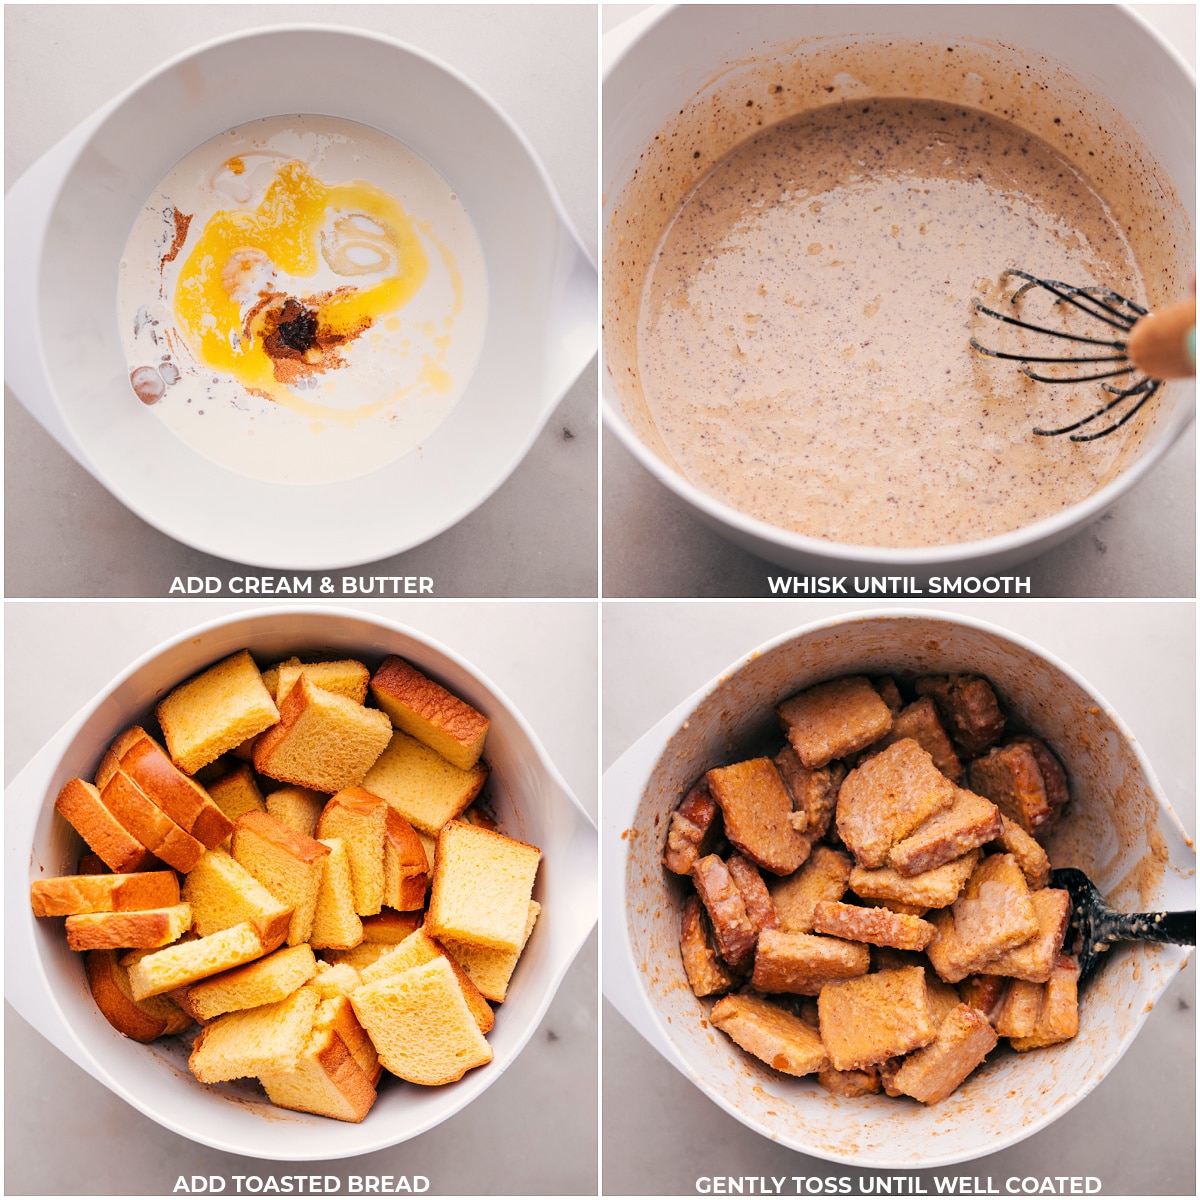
[1094, 908, 1195, 948]
[1126, 298, 1196, 379]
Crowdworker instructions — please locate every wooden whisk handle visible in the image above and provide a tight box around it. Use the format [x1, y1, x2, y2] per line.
[1126, 298, 1196, 379]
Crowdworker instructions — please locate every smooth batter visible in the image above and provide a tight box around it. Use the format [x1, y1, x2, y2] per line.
[636, 99, 1145, 547]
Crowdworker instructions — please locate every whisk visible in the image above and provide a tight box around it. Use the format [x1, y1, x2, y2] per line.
[970, 269, 1196, 441]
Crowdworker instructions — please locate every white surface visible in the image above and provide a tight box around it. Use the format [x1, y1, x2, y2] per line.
[4, 5, 598, 593]
[602, 601, 1195, 1192]
[4, 600, 597, 1193]
[600, 4, 1197, 597]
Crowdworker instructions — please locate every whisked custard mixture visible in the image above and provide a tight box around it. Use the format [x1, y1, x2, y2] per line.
[636, 99, 1146, 547]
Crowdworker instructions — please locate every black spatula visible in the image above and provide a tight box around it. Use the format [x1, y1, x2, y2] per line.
[1052, 866, 1195, 984]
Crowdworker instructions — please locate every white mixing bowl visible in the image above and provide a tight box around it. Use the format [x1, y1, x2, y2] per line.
[602, 5, 1195, 577]
[5, 25, 596, 569]
[602, 610, 1194, 1166]
[6, 606, 597, 1160]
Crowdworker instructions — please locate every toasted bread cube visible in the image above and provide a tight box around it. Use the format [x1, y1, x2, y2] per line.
[710, 992, 829, 1077]
[862, 697, 964, 783]
[837, 739, 959, 869]
[926, 854, 1039, 983]
[777, 676, 894, 769]
[680, 894, 736, 998]
[54, 779, 158, 874]
[260, 1026, 377, 1122]
[817, 1065, 882, 1097]
[1012, 955, 1081, 1049]
[425, 820, 540, 953]
[382, 807, 429, 912]
[862, 896, 928, 917]
[360, 910, 424, 944]
[361, 729, 488, 837]
[320, 942, 407, 971]
[85, 949, 194, 1042]
[887, 787, 1002, 876]
[926, 972, 967, 1029]
[850, 850, 979, 910]
[351, 957, 494, 1085]
[31, 870, 179, 918]
[691, 854, 758, 969]
[265, 786, 327, 838]
[127, 921, 271, 1000]
[991, 816, 1052, 890]
[369, 657, 490, 771]
[65, 904, 192, 952]
[182, 847, 293, 946]
[441, 901, 540, 1004]
[969, 743, 1057, 837]
[254, 677, 393, 794]
[276, 660, 370, 706]
[812, 900, 935, 951]
[890, 1003, 998, 1104]
[769, 846, 852, 933]
[979, 888, 1071, 982]
[726, 855, 779, 934]
[314, 994, 380, 1084]
[206, 764, 268, 829]
[189, 986, 321, 1083]
[914, 675, 1006, 758]
[751, 929, 870, 994]
[231, 811, 330, 946]
[158, 650, 280, 775]
[707, 758, 811, 875]
[311, 961, 363, 999]
[1005, 734, 1068, 807]
[818, 966, 936, 1070]
[173, 944, 318, 1023]
[994, 979, 1043, 1038]
[773, 747, 840, 840]
[874, 676, 903, 712]
[315, 789, 388, 916]
[663, 779, 724, 875]
[99, 771, 205, 873]
[310, 839, 364, 951]
[958, 974, 1010, 1022]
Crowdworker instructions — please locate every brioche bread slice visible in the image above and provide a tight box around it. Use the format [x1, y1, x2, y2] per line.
[259, 1026, 377, 1122]
[206, 764, 268, 827]
[315, 994, 381, 1084]
[426, 820, 541, 953]
[311, 961, 363, 998]
[310, 839, 364, 951]
[266, 787, 328, 838]
[441, 901, 540, 1003]
[369, 658, 490, 771]
[66, 904, 192, 951]
[315, 789, 388, 916]
[277, 661, 370, 706]
[158, 650, 280, 775]
[54, 778, 157, 874]
[117, 733, 235, 848]
[85, 949, 194, 1042]
[182, 848, 293, 946]
[351, 957, 494, 1085]
[77, 852, 112, 875]
[128, 921, 272, 1000]
[231, 811, 330, 946]
[361, 910, 425, 944]
[253, 677, 392, 793]
[172, 944, 318, 1023]
[320, 942, 403, 971]
[189, 986, 321, 1083]
[360, 730, 487, 836]
[94, 727, 153, 791]
[99, 770, 205, 872]
[383, 807, 429, 911]
[31, 870, 179, 917]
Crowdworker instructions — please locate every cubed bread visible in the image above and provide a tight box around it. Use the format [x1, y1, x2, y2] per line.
[726, 854, 779, 934]
[320, 942, 405, 971]
[360, 910, 424, 945]
[206, 765, 268, 826]
[189, 986, 321, 1083]
[679, 894, 735, 999]
[710, 992, 829, 1077]
[231, 811, 330, 946]
[849, 849, 980, 910]
[976, 888, 1070, 982]
[173, 943, 318, 1023]
[127, 921, 271, 999]
[425, 820, 540, 954]
[863, 697, 964, 784]
[157, 650, 280, 775]
[382, 807, 429, 911]
[890, 1003, 998, 1104]
[751, 929, 871, 994]
[691, 854, 758, 969]
[994, 978, 1043, 1038]
[314, 994, 380, 1084]
[836, 739, 958, 869]
[54, 779, 157, 874]
[435, 901, 541, 1003]
[85, 949, 194, 1042]
[991, 816, 1052, 890]
[968, 742, 1058, 837]
[811, 900, 935, 951]
[1009, 956, 1080, 1050]
[259, 1026, 377, 1122]
[351, 957, 494, 1085]
[276, 660, 370, 706]
[914, 675, 1006, 758]
[360, 729, 488, 837]
[315, 788, 388, 916]
[310, 961, 363, 999]
[769, 845, 852, 933]
[31, 870, 179, 917]
[310, 838, 364, 951]
[663, 779, 723, 875]
[253, 676, 392, 794]
[182, 847, 293, 946]
[818, 1065, 882, 1097]
[265, 787, 327, 838]
[706, 758, 811, 875]
[817, 966, 937, 1070]
[886, 788, 1002, 876]
[65, 904, 192, 951]
[957, 974, 1011, 1023]
[773, 747, 840, 840]
[99, 771, 205, 873]
[369, 657, 490, 771]
[776, 676, 894, 769]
